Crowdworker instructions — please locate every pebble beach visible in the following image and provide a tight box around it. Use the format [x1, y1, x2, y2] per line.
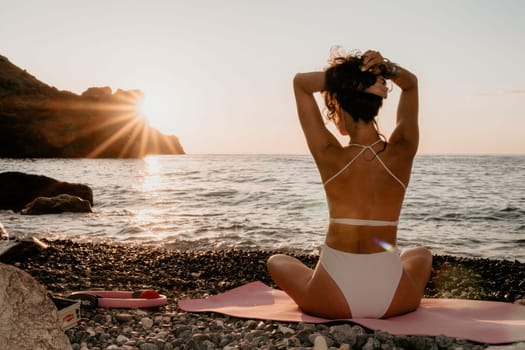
[8, 240, 525, 350]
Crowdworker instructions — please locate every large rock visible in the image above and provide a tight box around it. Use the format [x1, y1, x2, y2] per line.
[0, 263, 72, 349]
[21, 194, 92, 215]
[0, 222, 7, 239]
[80, 86, 112, 100]
[0, 172, 93, 212]
[0, 237, 48, 263]
[0, 54, 185, 158]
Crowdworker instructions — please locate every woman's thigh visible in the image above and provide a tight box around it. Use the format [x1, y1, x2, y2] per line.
[267, 254, 314, 298]
[267, 254, 350, 319]
[385, 246, 433, 316]
[400, 246, 433, 291]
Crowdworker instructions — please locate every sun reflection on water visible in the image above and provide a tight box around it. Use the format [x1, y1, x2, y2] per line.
[140, 156, 163, 192]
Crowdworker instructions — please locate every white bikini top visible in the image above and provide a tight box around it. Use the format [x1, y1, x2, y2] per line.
[324, 139, 406, 227]
[329, 218, 399, 226]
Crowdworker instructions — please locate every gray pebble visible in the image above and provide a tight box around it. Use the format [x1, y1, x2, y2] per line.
[115, 313, 134, 323]
[313, 335, 328, 350]
[139, 343, 158, 350]
[140, 317, 154, 330]
[32, 241, 511, 350]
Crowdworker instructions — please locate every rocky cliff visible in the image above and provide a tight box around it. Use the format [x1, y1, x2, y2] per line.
[0, 55, 184, 158]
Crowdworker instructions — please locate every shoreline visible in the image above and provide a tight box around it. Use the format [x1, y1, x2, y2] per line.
[8, 239, 525, 349]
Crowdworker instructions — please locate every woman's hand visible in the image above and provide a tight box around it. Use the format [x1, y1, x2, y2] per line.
[360, 50, 386, 74]
[361, 50, 399, 79]
[364, 75, 389, 99]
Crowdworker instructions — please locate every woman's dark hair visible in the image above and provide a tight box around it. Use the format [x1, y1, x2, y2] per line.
[323, 55, 383, 124]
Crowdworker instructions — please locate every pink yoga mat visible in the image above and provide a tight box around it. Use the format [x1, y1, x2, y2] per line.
[179, 281, 525, 344]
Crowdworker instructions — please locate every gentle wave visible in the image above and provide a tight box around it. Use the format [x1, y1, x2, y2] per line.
[0, 154, 523, 261]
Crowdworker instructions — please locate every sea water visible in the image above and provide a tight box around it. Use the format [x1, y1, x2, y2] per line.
[0, 154, 523, 261]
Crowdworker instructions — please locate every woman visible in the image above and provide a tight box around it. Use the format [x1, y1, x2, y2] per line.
[267, 49, 432, 319]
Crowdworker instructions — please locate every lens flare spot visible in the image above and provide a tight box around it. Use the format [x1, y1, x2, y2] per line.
[372, 237, 395, 251]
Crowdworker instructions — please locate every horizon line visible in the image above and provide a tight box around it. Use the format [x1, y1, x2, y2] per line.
[150, 152, 525, 157]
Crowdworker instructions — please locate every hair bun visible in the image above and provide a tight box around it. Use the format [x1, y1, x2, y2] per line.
[327, 45, 361, 65]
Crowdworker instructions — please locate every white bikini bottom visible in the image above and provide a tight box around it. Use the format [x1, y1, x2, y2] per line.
[319, 243, 403, 318]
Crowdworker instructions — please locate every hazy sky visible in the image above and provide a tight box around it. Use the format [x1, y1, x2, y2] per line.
[1, 0, 524, 154]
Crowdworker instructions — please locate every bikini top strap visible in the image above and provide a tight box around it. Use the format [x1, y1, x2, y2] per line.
[323, 139, 407, 190]
[323, 140, 382, 186]
[373, 154, 407, 190]
[358, 141, 407, 190]
[348, 139, 383, 149]
[323, 146, 368, 185]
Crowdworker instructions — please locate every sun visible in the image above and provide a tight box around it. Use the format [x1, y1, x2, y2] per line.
[136, 94, 152, 122]
[136, 91, 177, 135]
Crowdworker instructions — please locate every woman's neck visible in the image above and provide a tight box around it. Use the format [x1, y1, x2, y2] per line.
[347, 122, 381, 145]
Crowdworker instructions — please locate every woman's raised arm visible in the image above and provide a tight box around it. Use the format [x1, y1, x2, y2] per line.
[360, 50, 419, 155]
[388, 64, 419, 155]
[293, 72, 341, 158]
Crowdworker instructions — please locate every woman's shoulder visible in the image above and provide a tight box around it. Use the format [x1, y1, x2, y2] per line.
[385, 139, 417, 162]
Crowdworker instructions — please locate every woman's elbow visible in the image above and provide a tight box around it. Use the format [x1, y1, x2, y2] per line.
[293, 73, 305, 88]
[406, 72, 418, 90]
[410, 74, 418, 88]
